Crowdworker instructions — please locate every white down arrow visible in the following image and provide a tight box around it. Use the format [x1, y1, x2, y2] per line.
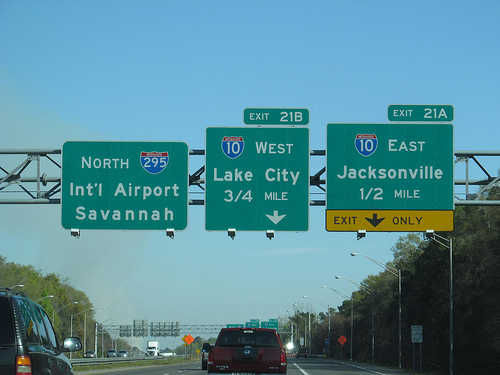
[266, 210, 286, 225]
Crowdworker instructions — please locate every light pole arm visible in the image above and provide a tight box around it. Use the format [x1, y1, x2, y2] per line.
[335, 276, 373, 293]
[303, 295, 328, 309]
[322, 286, 350, 300]
[351, 252, 398, 276]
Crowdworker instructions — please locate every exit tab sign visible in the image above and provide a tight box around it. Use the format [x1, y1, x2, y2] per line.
[388, 105, 453, 122]
[243, 108, 310, 125]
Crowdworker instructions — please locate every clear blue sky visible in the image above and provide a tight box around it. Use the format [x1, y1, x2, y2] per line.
[1, 0, 499, 349]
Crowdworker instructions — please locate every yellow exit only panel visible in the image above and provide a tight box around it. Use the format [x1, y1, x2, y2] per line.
[326, 210, 453, 232]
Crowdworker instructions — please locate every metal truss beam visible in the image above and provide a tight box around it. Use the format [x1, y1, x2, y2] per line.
[1, 149, 499, 205]
[100, 324, 225, 336]
[100, 324, 289, 337]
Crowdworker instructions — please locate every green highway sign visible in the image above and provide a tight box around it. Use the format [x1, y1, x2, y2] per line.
[326, 123, 454, 231]
[261, 320, 279, 330]
[205, 127, 310, 231]
[326, 123, 454, 211]
[61, 141, 188, 230]
[388, 104, 454, 122]
[243, 108, 310, 125]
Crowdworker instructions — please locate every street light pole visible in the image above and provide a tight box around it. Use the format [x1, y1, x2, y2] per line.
[351, 252, 402, 369]
[286, 311, 296, 347]
[303, 296, 331, 357]
[336, 275, 375, 364]
[71, 307, 95, 336]
[426, 230, 453, 375]
[53, 301, 79, 329]
[84, 307, 104, 353]
[308, 311, 311, 352]
[293, 305, 311, 352]
[322, 286, 353, 361]
[97, 318, 114, 357]
[292, 304, 308, 350]
[70, 307, 94, 358]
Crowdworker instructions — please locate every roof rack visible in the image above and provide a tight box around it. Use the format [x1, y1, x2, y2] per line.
[0, 287, 29, 298]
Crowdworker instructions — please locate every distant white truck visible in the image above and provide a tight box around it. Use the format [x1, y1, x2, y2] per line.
[146, 341, 161, 356]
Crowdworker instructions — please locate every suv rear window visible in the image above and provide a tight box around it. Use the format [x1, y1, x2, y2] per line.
[0, 296, 15, 345]
[218, 329, 279, 348]
[17, 298, 40, 345]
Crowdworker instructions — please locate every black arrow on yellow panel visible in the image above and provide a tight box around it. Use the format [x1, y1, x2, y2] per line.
[365, 213, 385, 228]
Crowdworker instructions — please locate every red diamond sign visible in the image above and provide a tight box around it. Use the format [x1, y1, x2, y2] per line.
[338, 335, 347, 346]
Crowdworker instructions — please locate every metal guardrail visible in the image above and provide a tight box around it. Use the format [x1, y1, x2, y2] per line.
[70, 355, 170, 366]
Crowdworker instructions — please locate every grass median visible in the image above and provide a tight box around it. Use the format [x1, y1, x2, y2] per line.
[74, 357, 198, 372]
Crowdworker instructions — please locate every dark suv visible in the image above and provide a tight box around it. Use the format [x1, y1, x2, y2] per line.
[0, 287, 82, 374]
[201, 342, 213, 370]
[296, 347, 308, 358]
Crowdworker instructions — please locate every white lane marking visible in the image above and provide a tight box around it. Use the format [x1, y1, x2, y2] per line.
[293, 360, 393, 375]
[293, 362, 311, 375]
[333, 360, 391, 374]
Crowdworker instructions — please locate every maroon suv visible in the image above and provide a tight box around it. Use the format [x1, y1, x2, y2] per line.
[208, 328, 287, 375]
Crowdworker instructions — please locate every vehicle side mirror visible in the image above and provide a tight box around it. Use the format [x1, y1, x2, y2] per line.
[62, 337, 83, 352]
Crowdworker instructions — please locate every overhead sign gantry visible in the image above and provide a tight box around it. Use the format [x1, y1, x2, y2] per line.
[5, 104, 500, 238]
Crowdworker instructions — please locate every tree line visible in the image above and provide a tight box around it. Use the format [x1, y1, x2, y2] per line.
[284, 199, 500, 374]
[0, 253, 215, 359]
[0, 257, 135, 357]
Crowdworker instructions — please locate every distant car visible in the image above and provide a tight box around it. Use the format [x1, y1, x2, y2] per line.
[296, 347, 308, 358]
[107, 349, 117, 357]
[0, 287, 82, 375]
[117, 350, 128, 357]
[84, 350, 96, 358]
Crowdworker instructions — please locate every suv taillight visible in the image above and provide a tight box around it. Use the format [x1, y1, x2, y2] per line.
[208, 349, 214, 364]
[280, 350, 287, 366]
[16, 355, 32, 374]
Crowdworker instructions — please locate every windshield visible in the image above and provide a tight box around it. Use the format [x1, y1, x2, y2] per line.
[218, 330, 279, 348]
